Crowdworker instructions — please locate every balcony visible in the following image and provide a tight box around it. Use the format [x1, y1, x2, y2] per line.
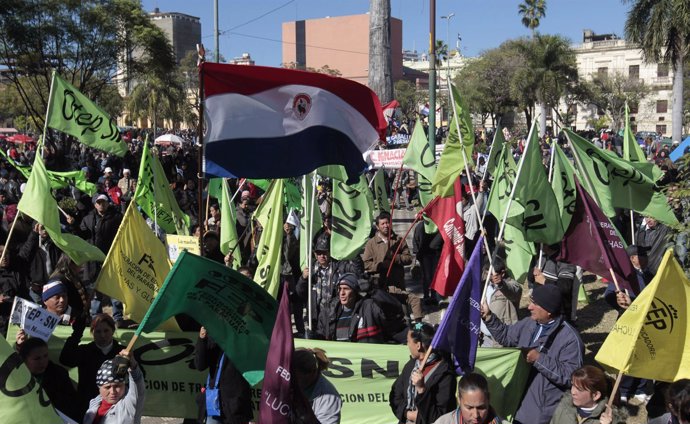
[652, 76, 672, 85]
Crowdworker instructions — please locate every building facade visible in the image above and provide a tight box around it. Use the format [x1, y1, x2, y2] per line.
[149, 9, 201, 64]
[282, 14, 403, 86]
[570, 30, 674, 136]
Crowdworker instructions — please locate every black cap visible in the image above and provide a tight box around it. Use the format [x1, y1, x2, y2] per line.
[531, 284, 562, 315]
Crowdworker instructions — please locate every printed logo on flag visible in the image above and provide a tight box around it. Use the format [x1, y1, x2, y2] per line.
[644, 297, 678, 332]
[292, 93, 311, 120]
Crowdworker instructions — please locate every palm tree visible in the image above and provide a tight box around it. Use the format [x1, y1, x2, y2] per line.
[625, 0, 690, 143]
[435, 40, 449, 69]
[518, 0, 547, 38]
[127, 75, 185, 136]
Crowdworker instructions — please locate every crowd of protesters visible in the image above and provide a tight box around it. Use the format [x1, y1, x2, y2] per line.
[0, 119, 689, 424]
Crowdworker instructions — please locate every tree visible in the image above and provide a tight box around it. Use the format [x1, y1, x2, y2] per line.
[127, 73, 186, 133]
[394, 80, 423, 120]
[0, 0, 177, 132]
[518, 0, 547, 38]
[625, 0, 690, 142]
[368, 0, 393, 103]
[513, 34, 578, 133]
[435, 40, 448, 69]
[580, 72, 650, 131]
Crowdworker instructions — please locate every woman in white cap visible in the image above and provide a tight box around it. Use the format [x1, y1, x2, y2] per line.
[83, 350, 145, 424]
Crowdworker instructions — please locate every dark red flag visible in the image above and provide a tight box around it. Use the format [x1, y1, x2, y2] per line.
[425, 178, 466, 296]
[259, 286, 317, 423]
[558, 180, 640, 294]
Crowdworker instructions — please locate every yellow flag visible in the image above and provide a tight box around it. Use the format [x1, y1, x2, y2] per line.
[253, 179, 285, 298]
[595, 250, 690, 381]
[95, 203, 180, 331]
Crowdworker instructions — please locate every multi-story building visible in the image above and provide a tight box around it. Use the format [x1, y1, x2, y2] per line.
[282, 14, 403, 86]
[571, 29, 674, 136]
[149, 8, 201, 65]
[229, 53, 255, 66]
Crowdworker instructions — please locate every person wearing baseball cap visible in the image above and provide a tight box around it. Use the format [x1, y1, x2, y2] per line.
[315, 273, 388, 343]
[481, 283, 583, 424]
[83, 350, 145, 424]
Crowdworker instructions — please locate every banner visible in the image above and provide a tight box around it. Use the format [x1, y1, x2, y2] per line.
[386, 133, 411, 146]
[9, 297, 60, 341]
[364, 145, 444, 169]
[95, 203, 180, 331]
[0, 335, 64, 424]
[165, 234, 201, 262]
[46, 72, 127, 157]
[11, 326, 529, 422]
[331, 174, 373, 260]
[253, 179, 285, 298]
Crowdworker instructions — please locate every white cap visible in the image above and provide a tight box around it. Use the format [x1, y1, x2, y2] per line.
[123, 168, 131, 174]
[94, 194, 109, 204]
[104, 167, 113, 174]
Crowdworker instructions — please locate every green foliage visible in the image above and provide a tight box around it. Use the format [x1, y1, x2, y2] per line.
[518, 0, 547, 35]
[393, 80, 423, 120]
[670, 154, 690, 274]
[586, 116, 609, 132]
[579, 72, 650, 131]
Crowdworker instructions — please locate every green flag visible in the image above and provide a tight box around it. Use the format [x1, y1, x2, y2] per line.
[253, 179, 285, 298]
[137, 250, 277, 386]
[486, 125, 506, 178]
[508, 122, 564, 244]
[432, 84, 474, 197]
[0, 149, 96, 195]
[565, 129, 678, 225]
[17, 155, 105, 265]
[503, 223, 536, 283]
[331, 174, 373, 260]
[0, 336, 64, 423]
[134, 140, 190, 235]
[552, 144, 577, 233]
[371, 169, 390, 215]
[317, 164, 349, 182]
[207, 178, 224, 201]
[486, 147, 525, 220]
[46, 72, 128, 156]
[220, 179, 241, 268]
[403, 120, 437, 182]
[299, 173, 324, 269]
[249, 179, 301, 211]
[623, 103, 663, 181]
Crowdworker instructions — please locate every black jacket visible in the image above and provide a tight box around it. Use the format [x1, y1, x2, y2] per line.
[17, 231, 62, 284]
[296, 259, 363, 323]
[77, 206, 122, 281]
[59, 320, 126, 418]
[195, 336, 253, 424]
[316, 296, 387, 343]
[389, 357, 457, 424]
[39, 361, 81, 422]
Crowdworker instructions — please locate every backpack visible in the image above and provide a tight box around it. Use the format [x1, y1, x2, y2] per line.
[366, 287, 408, 335]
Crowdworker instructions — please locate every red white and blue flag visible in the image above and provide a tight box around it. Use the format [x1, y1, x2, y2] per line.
[202, 63, 386, 183]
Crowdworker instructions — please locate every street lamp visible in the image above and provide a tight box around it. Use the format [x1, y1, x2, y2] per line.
[440, 13, 455, 67]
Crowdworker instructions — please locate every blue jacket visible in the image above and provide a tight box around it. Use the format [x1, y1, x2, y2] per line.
[485, 314, 583, 424]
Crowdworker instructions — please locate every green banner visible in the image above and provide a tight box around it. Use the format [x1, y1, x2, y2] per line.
[552, 144, 577, 234]
[253, 179, 285, 298]
[331, 174, 373, 260]
[134, 139, 191, 235]
[47, 72, 127, 157]
[9, 326, 528, 422]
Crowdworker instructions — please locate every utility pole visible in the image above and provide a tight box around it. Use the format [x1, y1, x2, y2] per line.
[428, 0, 436, 153]
[214, 0, 219, 62]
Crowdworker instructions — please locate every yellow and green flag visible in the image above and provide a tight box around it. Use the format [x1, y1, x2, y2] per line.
[371, 169, 390, 215]
[551, 144, 577, 234]
[0, 336, 64, 424]
[623, 103, 663, 181]
[220, 178, 241, 268]
[254, 179, 285, 298]
[402, 120, 437, 232]
[46, 72, 127, 157]
[134, 139, 190, 235]
[299, 173, 323, 269]
[331, 174, 373, 261]
[17, 155, 105, 265]
[95, 203, 180, 331]
[595, 250, 690, 381]
[485, 125, 506, 178]
[432, 84, 474, 197]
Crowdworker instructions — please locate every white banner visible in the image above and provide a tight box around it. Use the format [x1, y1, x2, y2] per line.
[364, 144, 444, 169]
[9, 297, 60, 341]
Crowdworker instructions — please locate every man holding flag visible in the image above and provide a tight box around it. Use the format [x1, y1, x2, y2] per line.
[481, 283, 583, 424]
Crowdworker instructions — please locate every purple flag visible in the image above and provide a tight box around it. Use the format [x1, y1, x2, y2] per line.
[559, 180, 640, 294]
[431, 236, 483, 375]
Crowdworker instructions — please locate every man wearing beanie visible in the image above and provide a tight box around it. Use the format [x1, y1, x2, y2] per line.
[316, 273, 388, 343]
[481, 284, 583, 424]
[42, 279, 72, 325]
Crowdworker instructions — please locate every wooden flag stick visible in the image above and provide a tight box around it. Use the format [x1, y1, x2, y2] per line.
[608, 372, 624, 408]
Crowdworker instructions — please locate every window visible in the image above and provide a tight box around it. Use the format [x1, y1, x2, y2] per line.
[657, 63, 669, 77]
[597, 67, 608, 78]
[656, 100, 668, 113]
[629, 102, 639, 114]
[656, 124, 667, 134]
[628, 65, 639, 80]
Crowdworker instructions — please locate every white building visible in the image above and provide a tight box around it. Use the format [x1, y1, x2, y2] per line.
[570, 29, 674, 136]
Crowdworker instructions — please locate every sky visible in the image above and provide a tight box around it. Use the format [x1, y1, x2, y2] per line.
[142, 0, 631, 66]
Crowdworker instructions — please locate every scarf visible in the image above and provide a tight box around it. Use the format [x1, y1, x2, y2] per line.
[406, 353, 440, 412]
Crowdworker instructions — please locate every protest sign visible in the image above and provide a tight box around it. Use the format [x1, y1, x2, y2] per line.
[9, 297, 60, 341]
[364, 144, 444, 169]
[10, 326, 529, 422]
[165, 234, 201, 262]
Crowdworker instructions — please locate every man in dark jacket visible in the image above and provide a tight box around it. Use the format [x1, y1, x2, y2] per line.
[316, 273, 388, 343]
[636, 217, 672, 274]
[17, 223, 61, 303]
[481, 284, 584, 424]
[296, 236, 363, 331]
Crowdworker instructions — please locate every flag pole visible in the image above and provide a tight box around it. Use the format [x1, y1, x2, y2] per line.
[445, 80, 493, 269]
[307, 172, 317, 333]
[481, 119, 538, 303]
[629, 211, 636, 245]
[196, 44, 206, 253]
[608, 372, 624, 409]
[0, 210, 21, 265]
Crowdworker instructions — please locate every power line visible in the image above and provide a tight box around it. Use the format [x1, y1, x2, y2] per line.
[201, 0, 295, 39]
[226, 31, 370, 56]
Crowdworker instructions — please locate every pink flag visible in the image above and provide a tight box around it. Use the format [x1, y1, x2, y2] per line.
[558, 180, 640, 294]
[426, 178, 466, 296]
